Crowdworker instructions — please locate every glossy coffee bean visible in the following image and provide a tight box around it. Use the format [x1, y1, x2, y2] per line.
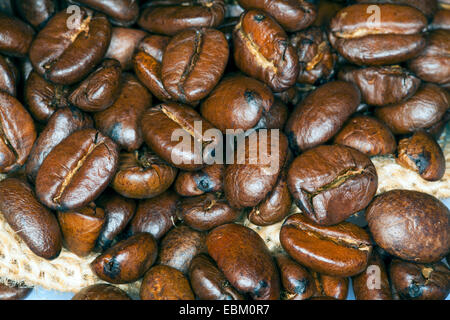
[233, 9, 299, 92]
[367, 190, 450, 263]
[396, 131, 445, 181]
[390, 259, 450, 300]
[69, 59, 122, 112]
[72, 284, 131, 300]
[140, 265, 195, 300]
[0, 283, 32, 300]
[91, 233, 158, 284]
[189, 254, 244, 300]
[200, 74, 274, 132]
[177, 193, 241, 231]
[334, 116, 396, 156]
[36, 129, 119, 211]
[0, 12, 34, 57]
[106, 27, 147, 70]
[280, 213, 372, 277]
[313, 0, 343, 28]
[276, 253, 315, 300]
[29, 8, 111, 85]
[207, 223, 280, 300]
[0, 92, 36, 173]
[253, 98, 289, 130]
[311, 272, 349, 300]
[71, 0, 139, 26]
[355, 0, 438, 19]
[26, 107, 94, 183]
[138, 0, 225, 36]
[57, 205, 105, 257]
[174, 164, 224, 197]
[329, 4, 427, 66]
[0, 54, 17, 96]
[288, 145, 378, 226]
[0, 178, 62, 260]
[129, 191, 178, 240]
[430, 9, 450, 30]
[338, 65, 421, 106]
[15, 0, 57, 29]
[285, 81, 360, 153]
[162, 28, 229, 104]
[375, 84, 449, 135]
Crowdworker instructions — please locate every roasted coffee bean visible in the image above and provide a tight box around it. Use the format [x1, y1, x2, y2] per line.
[352, 250, 392, 300]
[207, 223, 280, 300]
[26, 107, 93, 183]
[36, 129, 119, 211]
[430, 9, 450, 30]
[396, 131, 445, 181]
[70, 0, 139, 26]
[106, 27, 147, 70]
[112, 148, 177, 199]
[133, 34, 172, 101]
[130, 191, 178, 240]
[224, 130, 288, 209]
[334, 116, 396, 156]
[276, 253, 315, 300]
[161, 28, 229, 104]
[254, 98, 289, 130]
[375, 84, 449, 135]
[0, 54, 17, 96]
[390, 259, 450, 300]
[141, 102, 220, 171]
[280, 213, 372, 277]
[138, 0, 226, 36]
[233, 9, 299, 92]
[200, 74, 274, 132]
[189, 254, 244, 300]
[140, 265, 195, 300]
[57, 204, 105, 257]
[367, 190, 450, 263]
[24, 71, 70, 123]
[355, 0, 438, 19]
[408, 30, 450, 86]
[0, 92, 36, 173]
[313, 0, 343, 28]
[177, 193, 241, 231]
[0, 282, 32, 300]
[72, 284, 131, 300]
[0, 12, 34, 57]
[15, 0, 57, 29]
[0, 178, 62, 260]
[91, 233, 158, 284]
[329, 4, 427, 66]
[174, 164, 224, 197]
[424, 111, 450, 139]
[29, 8, 111, 85]
[69, 59, 122, 112]
[338, 65, 421, 106]
[290, 27, 336, 85]
[311, 272, 348, 300]
[288, 145, 378, 226]
[94, 73, 151, 151]
[285, 81, 360, 153]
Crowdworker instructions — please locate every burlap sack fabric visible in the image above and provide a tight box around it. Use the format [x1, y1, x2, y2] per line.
[0, 127, 449, 294]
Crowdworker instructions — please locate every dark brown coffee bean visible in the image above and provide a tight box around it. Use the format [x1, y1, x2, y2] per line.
[70, 0, 139, 26]
[91, 233, 158, 284]
[253, 98, 289, 131]
[280, 213, 372, 277]
[207, 223, 280, 300]
[285, 81, 360, 153]
[334, 116, 396, 156]
[161, 28, 229, 104]
[130, 191, 178, 240]
[0, 92, 36, 173]
[106, 27, 147, 70]
[26, 107, 94, 183]
[355, 0, 438, 19]
[0, 12, 34, 57]
[287, 145, 378, 226]
[69, 59, 122, 112]
[313, 0, 344, 28]
[72, 284, 131, 300]
[311, 272, 349, 300]
[276, 253, 315, 300]
[174, 164, 224, 197]
[138, 0, 225, 36]
[0, 178, 62, 260]
[430, 9, 450, 30]
[29, 8, 111, 85]
[367, 190, 450, 263]
[338, 65, 421, 106]
[0, 282, 32, 300]
[390, 259, 450, 300]
[0, 54, 17, 96]
[140, 265, 195, 300]
[36, 128, 119, 211]
[57, 204, 105, 257]
[233, 9, 299, 92]
[396, 131, 446, 181]
[15, 0, 57, 29]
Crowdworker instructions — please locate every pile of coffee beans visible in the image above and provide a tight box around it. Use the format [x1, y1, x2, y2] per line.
[0, 0, 449, 300]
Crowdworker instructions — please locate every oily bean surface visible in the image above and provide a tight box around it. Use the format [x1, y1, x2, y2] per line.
[72, 284, 131, 300]
[0, 283, 32, 300]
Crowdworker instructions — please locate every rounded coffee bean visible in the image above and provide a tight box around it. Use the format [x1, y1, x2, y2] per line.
[280, 213, 372, 277]
[276, 253, 315, 300]
[311, 272, 349, 300]
[355, 0, 438, 19]
[72, 284, 131, 300]
[91, 233, 158, 284]
[254, 98, 289, 130]
[0, 178, 62, 260]
[367, 190, 450, 263]
[430, 9, 450, 30]
[15, 0, 57, 29]
[0, 12, 34, 57]
[0, 54, 17, 96]
[71, 0, 139, 26]
[0, 282, 32, 300]
[106, 27, 147, 70]
[36, 129, 119, 211]
[174, 164, 224, 197]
